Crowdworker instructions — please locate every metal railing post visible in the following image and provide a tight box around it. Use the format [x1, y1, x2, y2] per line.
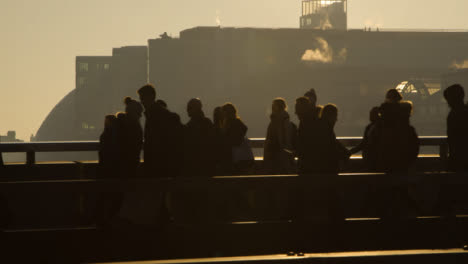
[439, 143, 448, 160]
[26, 151, 35, 166]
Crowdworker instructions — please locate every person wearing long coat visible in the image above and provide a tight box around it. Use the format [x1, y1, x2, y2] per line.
[183, 98, 216, 177]
[220, 103, 252, 175]
[264, 98, 296, 174]
[138, 84, 183, 178]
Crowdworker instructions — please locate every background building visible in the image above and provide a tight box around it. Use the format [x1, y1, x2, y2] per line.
[35, 5, 468, 147]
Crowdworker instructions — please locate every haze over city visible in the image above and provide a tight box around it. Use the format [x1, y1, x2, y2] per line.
[1, 0, 468, 140]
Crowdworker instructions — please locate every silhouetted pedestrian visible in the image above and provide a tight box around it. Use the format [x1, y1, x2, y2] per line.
[220, 103, 253, 175]
[172, 99, 217, 222]
[320, 104, 351, 172]
[98, 115, 119, 178]
[444, 84, 468, 172]
[96, 114, 120, 226]
[183, 98, 215, 177]
[351, 106, 381, 170]
[264, 98, 297, 174]
[138, 84, 183, 178]
[295, 97, 336, 174]
[376, 98, 419, 173]
[137, 84, 183, 225]
[375, 98, 419, 219]
[304, 88, 322, 119]
[295, 99, 343, 221]
[120, 97, 143, 177]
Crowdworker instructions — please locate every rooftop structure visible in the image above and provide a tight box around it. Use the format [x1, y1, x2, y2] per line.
[300, 0, 347, 30]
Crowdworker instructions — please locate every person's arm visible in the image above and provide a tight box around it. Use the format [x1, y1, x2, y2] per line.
[350, 125, 370, 154]
[229, 119, 247, 146]
[337, 138, 351, 161]
[447, 112, 462, 170]
[408, 126, 420, 165]
[350, 141, 364, 155]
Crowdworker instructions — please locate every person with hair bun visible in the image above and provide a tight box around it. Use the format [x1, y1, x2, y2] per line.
[304, 88, 322, 119]
[295, 97, 336, 174]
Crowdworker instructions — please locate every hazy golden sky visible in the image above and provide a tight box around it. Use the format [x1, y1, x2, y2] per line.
[1, 0, 467, 140]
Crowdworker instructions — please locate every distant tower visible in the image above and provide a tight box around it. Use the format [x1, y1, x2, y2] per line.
[300, 0, 347, 30]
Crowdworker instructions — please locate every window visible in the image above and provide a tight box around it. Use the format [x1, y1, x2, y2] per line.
[78, 77, 86, 87]
[78, 62, 88, 72]
[103, 64, 110, 70]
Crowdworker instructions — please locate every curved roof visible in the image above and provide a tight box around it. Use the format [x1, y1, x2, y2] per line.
[35, 89, 77, 141]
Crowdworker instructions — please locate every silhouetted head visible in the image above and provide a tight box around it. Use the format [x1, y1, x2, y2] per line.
[213, 106, 223, 127]
[295, 96, 311, 120]
[124, 97, 143, 120]
[272, 98, 287, 115]
[187, 98, 204, 118]
[115, 112, 127, 129]
[104, 115, 117, 131]
[116, 112, 126, 120]
[156, 99, 167, 109]
[444, 84, 465, 109]
[321, 104, 338, 128]
[369, 106, 380, 123]
[221, 103, 238, 121]
[304, 88, 317, 106]
[137, 84, 156, 109]
[385, 88, 403, 103]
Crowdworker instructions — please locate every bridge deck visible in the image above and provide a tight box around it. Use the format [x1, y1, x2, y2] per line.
[88, 249, 468, 264]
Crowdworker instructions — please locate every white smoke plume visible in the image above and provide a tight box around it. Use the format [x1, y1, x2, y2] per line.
[451, 60, 468, 69]
[215, 10, 221, 26]
[301, 38, 333, 63]
[301, 38, 347, 64]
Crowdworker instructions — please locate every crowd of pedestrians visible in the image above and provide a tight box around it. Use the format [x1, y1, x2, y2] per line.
[96, 84, 468, 179]
[90, 83, 468, 224]
[1, 83, 467, 225]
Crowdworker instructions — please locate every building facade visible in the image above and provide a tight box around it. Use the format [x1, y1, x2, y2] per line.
[37, 27, 468, 140]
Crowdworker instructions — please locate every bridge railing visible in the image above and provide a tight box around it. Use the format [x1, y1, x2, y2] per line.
[0, 136, 448, 165]
[2, 172, 468, 228]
